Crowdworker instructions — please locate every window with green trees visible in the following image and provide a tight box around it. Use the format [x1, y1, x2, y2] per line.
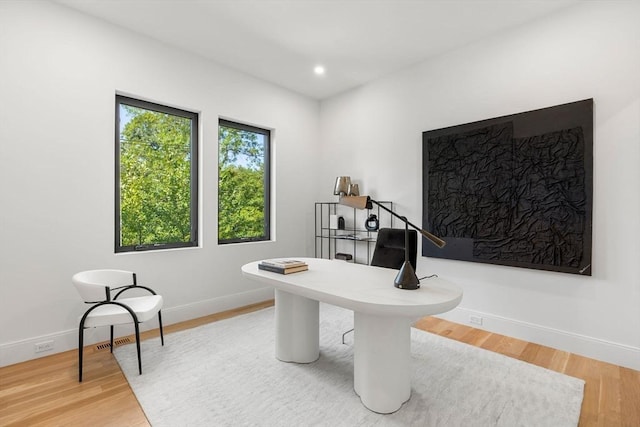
[218, 119, 270, 244]
[115, 95, 198, 252]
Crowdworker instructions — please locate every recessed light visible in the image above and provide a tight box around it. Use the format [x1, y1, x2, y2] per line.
[314, 65, 325, 76]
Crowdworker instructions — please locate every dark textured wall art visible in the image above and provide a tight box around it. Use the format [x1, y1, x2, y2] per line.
[422, 99, 593, 275]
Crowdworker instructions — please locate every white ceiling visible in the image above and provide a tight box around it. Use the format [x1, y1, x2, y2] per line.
[55, 0, 578, 100]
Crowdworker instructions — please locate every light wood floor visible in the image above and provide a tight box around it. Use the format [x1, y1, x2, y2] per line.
[1, 300, 638, 426]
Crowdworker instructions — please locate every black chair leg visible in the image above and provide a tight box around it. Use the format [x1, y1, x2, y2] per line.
[110, 325, 114, 353]
[342, 328, 354, 345]
[134, 321, 142, 375]
[78, 326, 84, 382]
[158, 310, 164, 346]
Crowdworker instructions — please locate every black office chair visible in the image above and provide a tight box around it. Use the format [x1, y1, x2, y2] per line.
[370, 228, 417, 271]
[342, 228, 418, 344]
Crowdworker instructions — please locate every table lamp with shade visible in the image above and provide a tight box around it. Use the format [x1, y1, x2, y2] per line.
[333, 176, 445, 290]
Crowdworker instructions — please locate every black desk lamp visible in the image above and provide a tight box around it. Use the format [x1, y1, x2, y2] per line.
[336, 186, 446, 290]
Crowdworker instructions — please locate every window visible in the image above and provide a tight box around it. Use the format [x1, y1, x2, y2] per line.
[218, 119, 271, 244]
[115, 95, 198, 252]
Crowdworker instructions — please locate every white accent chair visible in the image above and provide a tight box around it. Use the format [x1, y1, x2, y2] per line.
[72, 269, 164, 382]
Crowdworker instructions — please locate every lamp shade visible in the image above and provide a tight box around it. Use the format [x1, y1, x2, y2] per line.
[338, 195, 371, 209]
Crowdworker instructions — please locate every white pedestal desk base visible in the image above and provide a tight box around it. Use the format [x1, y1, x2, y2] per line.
[275, 289, 319, 363]
[275, 289, 412, 414]
[354, 312, 412, 413]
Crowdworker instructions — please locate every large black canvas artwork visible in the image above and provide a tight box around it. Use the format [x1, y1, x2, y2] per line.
[422, 99, 593, 275]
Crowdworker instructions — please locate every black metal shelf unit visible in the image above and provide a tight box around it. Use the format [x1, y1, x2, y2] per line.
[314, 201, 393, 264]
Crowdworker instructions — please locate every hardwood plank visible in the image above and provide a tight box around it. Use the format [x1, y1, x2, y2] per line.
[545, 347, 572, 373]
[518, 342, 543, 363]
[596, 363, 621, 426]
[619, 367, 640, 426]
[458, 327, 492, 347]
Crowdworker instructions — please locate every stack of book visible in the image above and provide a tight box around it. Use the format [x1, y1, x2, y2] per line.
[258, 259, 309, 274]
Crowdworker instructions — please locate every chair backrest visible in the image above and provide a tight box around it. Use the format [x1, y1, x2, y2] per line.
[370, 228, 417, 270]
[72, 269, 135, 303]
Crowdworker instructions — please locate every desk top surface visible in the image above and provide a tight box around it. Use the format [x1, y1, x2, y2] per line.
[241, 258, 462, 317]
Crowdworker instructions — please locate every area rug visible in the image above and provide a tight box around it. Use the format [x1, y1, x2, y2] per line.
[114, 304, 584, 426]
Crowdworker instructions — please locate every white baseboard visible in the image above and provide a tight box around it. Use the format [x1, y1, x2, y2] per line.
[0, 287, 275, 368]
[435, 306, 640, 371]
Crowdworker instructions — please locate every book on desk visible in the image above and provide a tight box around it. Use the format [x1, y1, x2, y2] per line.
[258, 259, 308, 274]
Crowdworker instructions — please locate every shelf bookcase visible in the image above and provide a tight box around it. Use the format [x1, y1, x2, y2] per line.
[314, 201, 394, 264]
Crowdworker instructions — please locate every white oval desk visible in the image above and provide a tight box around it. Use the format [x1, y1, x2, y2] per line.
[241, 257, 463, 414]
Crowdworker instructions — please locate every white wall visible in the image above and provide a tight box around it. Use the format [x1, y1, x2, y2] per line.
[319, 2, 640, 369]
[0, 1, 319, 366]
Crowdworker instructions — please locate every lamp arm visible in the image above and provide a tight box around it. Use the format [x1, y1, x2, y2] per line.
[369, 199, 446, 248]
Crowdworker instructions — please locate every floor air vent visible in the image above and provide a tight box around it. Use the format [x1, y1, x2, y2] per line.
[95, 337, 132, 350]
[115, 337, 132, 346]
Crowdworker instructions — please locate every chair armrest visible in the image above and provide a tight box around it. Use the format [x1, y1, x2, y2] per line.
[113, 285, 159, 300]
[80, 300, 140, 325]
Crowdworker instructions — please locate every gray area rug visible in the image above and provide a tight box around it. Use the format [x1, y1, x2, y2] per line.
[115, 304, 584, 426]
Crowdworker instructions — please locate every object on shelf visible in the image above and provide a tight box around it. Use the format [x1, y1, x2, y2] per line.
[335, 253, 353, 261]
[333, 176, 351, 196]
[335, 234, 368, 241]
[333, 176, 361, 196]
[338, 216, 345, 230]
[365, 214, 379, 231]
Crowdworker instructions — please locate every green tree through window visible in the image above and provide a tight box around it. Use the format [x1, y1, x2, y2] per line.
[218, 119, 270, 243]
[116, 95, 198, 252]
